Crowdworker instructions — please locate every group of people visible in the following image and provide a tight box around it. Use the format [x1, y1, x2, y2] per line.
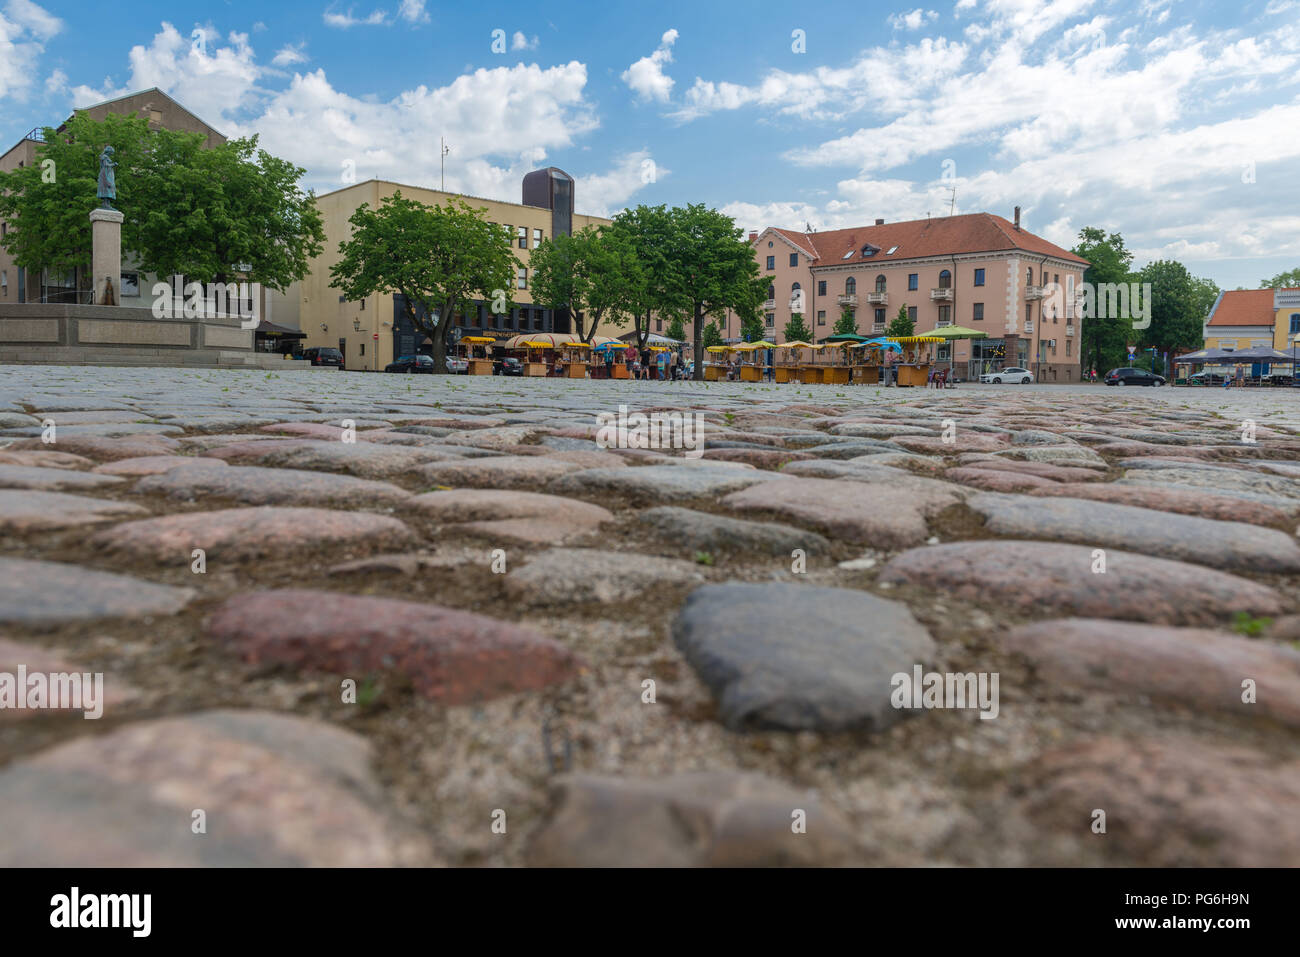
[925, 367, 950, 388]
[627, 347, 687, 381]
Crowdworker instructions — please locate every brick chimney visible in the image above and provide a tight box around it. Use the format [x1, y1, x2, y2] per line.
[875, 218, 884, 226]
[1013, 206, 1021, 230]
[748, 231, 758, 242]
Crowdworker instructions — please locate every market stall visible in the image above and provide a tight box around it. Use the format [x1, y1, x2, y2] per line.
[923, 325, 987, 386]
[519, 340, 552, 376]
[593, 342, 631, 378]
[849, 337, 901, 384]
[777, 341, 816, 382]
[704, 345, 728, 380]
[890, 336, 944, 386]
[458, 335, 496, 375]
[560, 341, 592, 378]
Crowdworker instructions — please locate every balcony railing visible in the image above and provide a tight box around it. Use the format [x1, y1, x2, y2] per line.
[936, 319, 953, 328]
[1025, 285, 1045, 300]
[1025, 320, 1034, 334]
[865, 291, 888, 306]
[930, 287, 952, 302]
[1066, 324, 1074, 336]
[837, 293, 858, 308]
[763, 299, 776, 310]
[871, 323, 886, 334]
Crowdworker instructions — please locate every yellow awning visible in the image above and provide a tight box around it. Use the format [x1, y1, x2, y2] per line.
[889, 336, 944, 344]
[460, 336, 495, 344]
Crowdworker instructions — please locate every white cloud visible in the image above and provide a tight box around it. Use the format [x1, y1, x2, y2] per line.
[577, 150, 668, 217]
[69, 23, 261, 128]
[323, 6, 389, 29]
[888, 9, 939, 30]
[512, 31, 538, 52]
[241, 61, 600, 200]
[621, 28, 678, 102]
[43, 66, 65, 94]
[398, 0, 429, 24]
[272, 43, 308, 67]
[0, 0, 62, 100]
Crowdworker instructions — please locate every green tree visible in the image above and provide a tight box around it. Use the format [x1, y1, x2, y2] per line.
[885, 304, 914, 338]
[135, 133, 324, 290]
[0, 112, 153, 292]
[740, 313, 765, 342]
[666, 315, 686, 341]
[1138, 260, 1215, 363]
[330, 193, 518, 373]
[833, 308, 858, 336]
[528, 225, 638, 341]
[0, 113, 323, 296]
[1072, 227, 1132, 375]
[607, 205, 674, 350]
[702, 320, 723, 349]
[783, 312, 811, 343]
[1260, 268, 1300, 289]
[658, 204, 767, 379]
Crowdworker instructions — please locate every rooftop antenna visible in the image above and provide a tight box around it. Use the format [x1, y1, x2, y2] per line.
[946, 186, 957, 216]
[440, 137, 451, 191]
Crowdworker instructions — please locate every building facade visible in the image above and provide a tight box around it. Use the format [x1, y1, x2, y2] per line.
[721, 210, 1088, 382]
[1202, 287, 1300, 370]
[297, 169, 612, 371]
[0, 89, 226, 310]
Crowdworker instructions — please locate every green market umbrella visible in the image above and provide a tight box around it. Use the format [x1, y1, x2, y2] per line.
[925, 325, 987, 381]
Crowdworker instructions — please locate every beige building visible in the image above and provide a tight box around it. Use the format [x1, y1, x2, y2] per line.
[720, 209, 1089, 382]
[0, 89, 226, 309]
[299, 169, 612, 371]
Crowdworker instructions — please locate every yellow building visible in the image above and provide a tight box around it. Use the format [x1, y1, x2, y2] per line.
[298, 169, 613, 371]
[1271, 288, 1300, 351]
[1203, 289, 1275, 353]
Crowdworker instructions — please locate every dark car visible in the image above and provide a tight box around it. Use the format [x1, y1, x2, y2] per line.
[302, 347, 344, 369]
[494, 356, 524, 376]
[1105, 367, 1165, 386]
[385, 354, 435, 373]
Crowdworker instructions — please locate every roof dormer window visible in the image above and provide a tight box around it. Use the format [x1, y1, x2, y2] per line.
[886, 245, 899, 255]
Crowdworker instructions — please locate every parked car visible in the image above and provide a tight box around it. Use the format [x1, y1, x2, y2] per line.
[1105, 367, 1165, 386]
[301, 347, 344, 369]
[979, 366, 1034, 384]
[447, 357, 469, 374]
[493, 356, 524, 376]
[384, 354, 434, 373]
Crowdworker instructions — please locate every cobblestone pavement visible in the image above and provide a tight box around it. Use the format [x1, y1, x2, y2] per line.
[2, 366, 1299, 866]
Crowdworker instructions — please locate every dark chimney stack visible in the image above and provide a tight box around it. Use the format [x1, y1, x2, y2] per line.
[1013, 206, 1021, 231]
[875, 218, 884, 226]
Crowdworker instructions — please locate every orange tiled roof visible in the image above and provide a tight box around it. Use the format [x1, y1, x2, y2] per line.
[770, 213, 1087, 266]
[1206, 289, 1276, 327]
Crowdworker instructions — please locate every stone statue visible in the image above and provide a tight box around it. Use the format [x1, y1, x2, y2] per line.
[97, 146, 117, 209]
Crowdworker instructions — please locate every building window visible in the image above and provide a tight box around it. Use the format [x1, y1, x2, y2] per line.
[359, 299, 365, 311]
[874, 274, 886, 293]
[938, 305, 951, 325]
[973, 302, 984, 321]
[817, 310, 826, 325]
[765, 313, 775, 328]
[845, 277, 856, 294]
[789, 253, 798, 267]
[533, 228, 543, 249]
[1025, 303, 1032, 323]
[517, 226, 527, 249]
[766, 256, 775, 270]
[656, 318, 663, 332]
[1, 270, 6, 293]
[360, 342, 366, 356]
[974, 268, 985, 286]
[908, 273, 918, 290]
[874, 308, 885, 325]
[938, 269, 951, 289]
[1066, 340, 1072, 357]
[503, 224, 512, 242]
[1291, 313, 1300, 335]
[1026, 266, 1033, 285]
[817, 280, 826, 295]
[908, 306, 917, 323]
[517, 267, 527, 289]
[767, 284, 775, 299]
[1053, 273, 1059, 286]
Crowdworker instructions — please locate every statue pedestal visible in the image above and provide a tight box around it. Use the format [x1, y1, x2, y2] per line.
[89, 208, 124, 305]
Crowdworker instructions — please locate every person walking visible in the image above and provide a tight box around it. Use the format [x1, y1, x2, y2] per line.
[669, 349, 678, 382]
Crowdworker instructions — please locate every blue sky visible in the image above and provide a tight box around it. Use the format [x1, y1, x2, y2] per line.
[1, 0, 1298, 290]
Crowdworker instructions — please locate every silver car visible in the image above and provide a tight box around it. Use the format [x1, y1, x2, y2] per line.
[980, 366, 1034, 384]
